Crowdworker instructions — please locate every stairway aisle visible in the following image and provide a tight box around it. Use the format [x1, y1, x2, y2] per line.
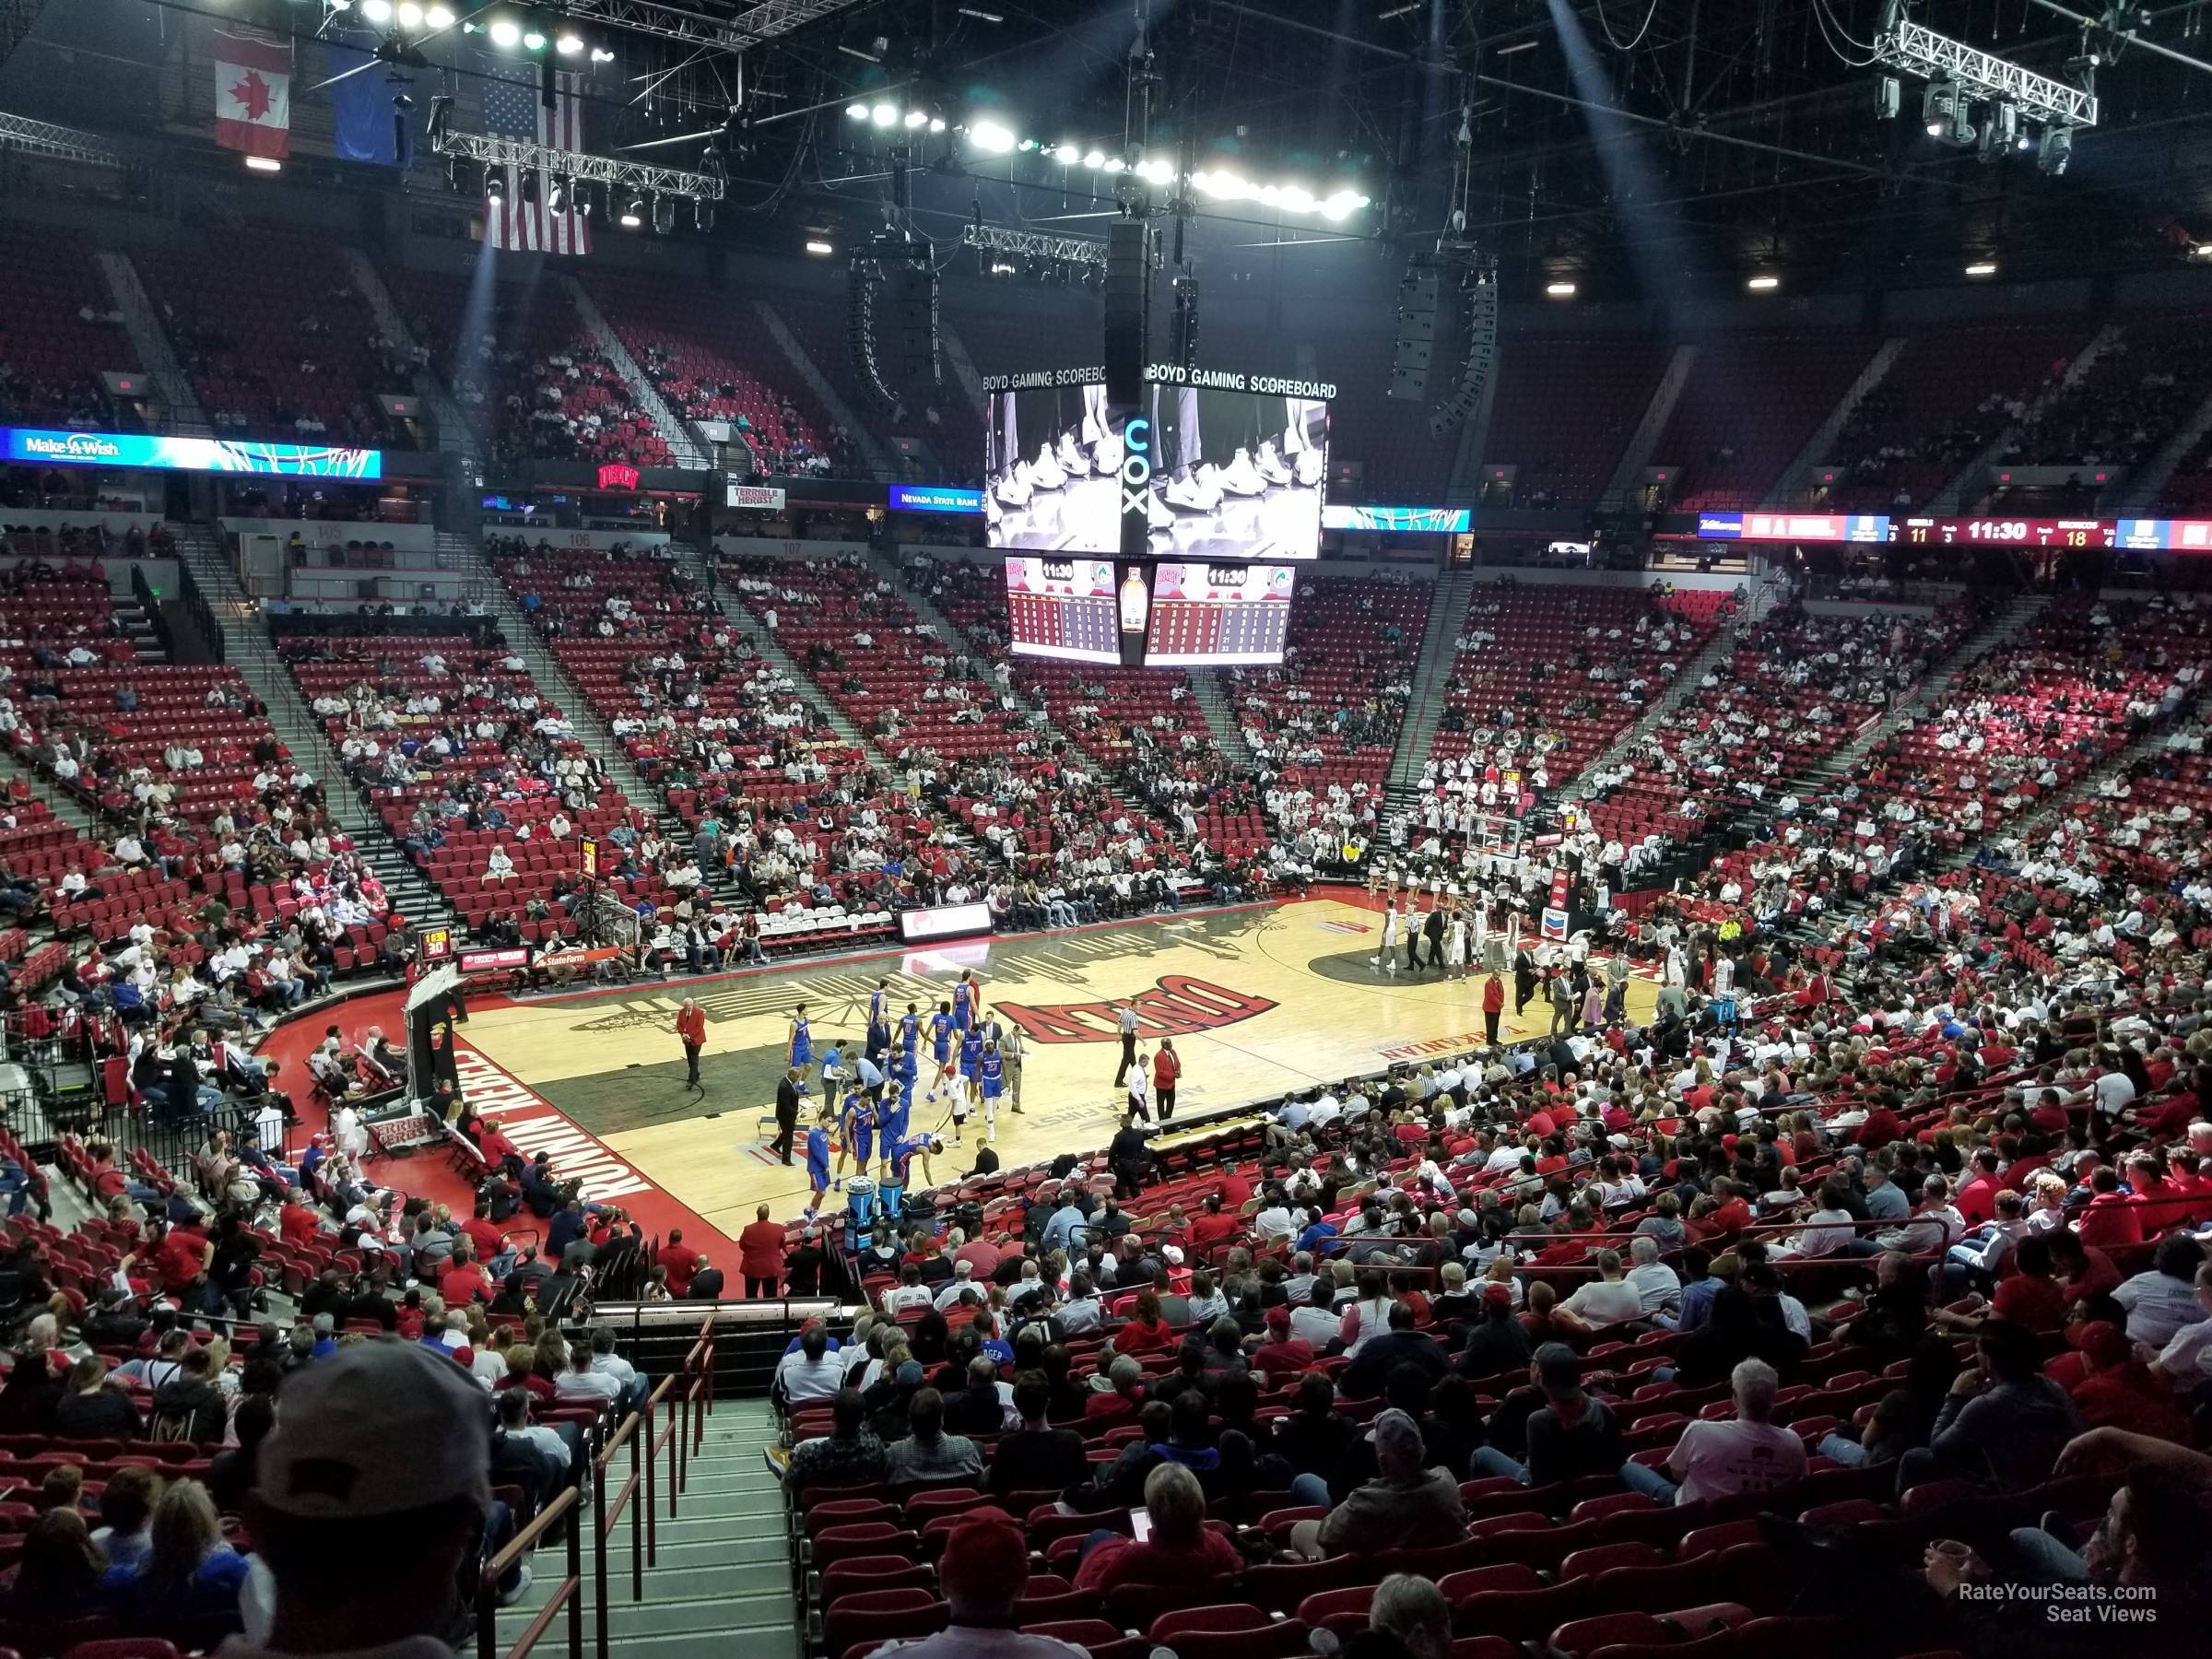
[168, 526, 454, 935]
[500, 1398, 796, 1659]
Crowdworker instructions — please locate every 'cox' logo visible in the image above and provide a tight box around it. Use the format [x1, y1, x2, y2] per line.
[1120, 417, 1152, 517]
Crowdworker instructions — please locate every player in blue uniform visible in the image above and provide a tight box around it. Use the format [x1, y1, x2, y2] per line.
[952, 970, 979, 1034]
[787, 1002, 815, 1093]
[880, 1131, 939, 1214]
[950, 1025, 983, 1143]
[820, 1040, 846, 1104]
[924, 1002, 955, 1101]
[898, 1004, 921, 1063]
[803, 1116, 833, 1218]
[978, 1041, 1005, 1142]
[836, 1087, 873, 1187]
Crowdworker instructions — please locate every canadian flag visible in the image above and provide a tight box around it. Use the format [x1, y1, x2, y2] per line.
[214, 29, 291, 160]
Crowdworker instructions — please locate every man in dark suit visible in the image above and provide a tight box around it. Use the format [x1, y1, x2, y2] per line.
[1423, 905, 1446, 973]
[1513, 945, 1537, 1015]
[687, 1256, 725, 1300]
[772, 1067, 802, 1165]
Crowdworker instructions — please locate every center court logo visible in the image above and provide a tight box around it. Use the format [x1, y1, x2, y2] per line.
[994, 972, 1277, 1043]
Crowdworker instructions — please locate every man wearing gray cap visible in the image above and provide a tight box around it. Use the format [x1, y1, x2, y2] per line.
[1288, 1406, 1466, 1559]
[234, 1338, 517, 1657]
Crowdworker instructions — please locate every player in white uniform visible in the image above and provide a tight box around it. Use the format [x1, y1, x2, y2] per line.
[1372, 899, 1401, 975]
[1445, 911, 1469, 981]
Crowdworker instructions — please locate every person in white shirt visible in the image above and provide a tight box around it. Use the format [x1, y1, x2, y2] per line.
[1554, 1250, 1648, 1332]
[553, 1346, 624, 1407]
[1624, 1358, 1806, 1504]
[1623, 1236, 1683, 1318]
[771, 1325, 846, 1409]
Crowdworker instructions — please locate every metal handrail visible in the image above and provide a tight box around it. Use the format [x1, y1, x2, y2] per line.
[485, 1317, 717, 1659]
[477, 1485, 583, 1659]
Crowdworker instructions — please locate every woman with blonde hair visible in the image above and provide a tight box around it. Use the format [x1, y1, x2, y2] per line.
[96, 1478, 248, 1625]
[1072, 1461, 1241, 1593]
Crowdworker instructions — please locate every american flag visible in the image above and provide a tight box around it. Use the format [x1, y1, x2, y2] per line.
[479, 61, 592, 256]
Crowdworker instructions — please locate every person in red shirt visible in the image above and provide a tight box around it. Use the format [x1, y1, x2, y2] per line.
[153, 1221, 209, 1298]
[1249, 1304, 1314, 1379]
[1484, 973, 1505, 1043]
[1083, 1359, 1145, 1427]
[1954, 1149, 2003, 1228]
[1855, 1103, 1906, 1151]
[1989, 1234, 2067, 1334]
[1110, 1290, 1174, 1355]
[1153, 1040, 1181, 1121]
[656, 1228, 700, 1297]
[2050, 1230, 2123, 1306]
[1191, 1194, 1241, 1252]
[279, 1196, 322, 1249]
[439, 1245, 491, 1307]
[2076, 1168, 2145, 1249]
[475, 1116, 523, 1178]
[1217, 1170, 1253, 1208]
[460, 1202, 505, 1265]
[736, 1203, 787, 1299]
[2065, 1321, 2191, 1441]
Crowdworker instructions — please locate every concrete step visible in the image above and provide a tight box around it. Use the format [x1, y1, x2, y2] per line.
[512, 1552, 790, 1608]
[509, 1583, 796, 1639]
[600, 1630, 800, 1659]
[627, 1509, 789, 1547]
[598, 1535, 788, 1575]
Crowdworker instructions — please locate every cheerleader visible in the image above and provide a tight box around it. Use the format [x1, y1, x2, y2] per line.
[1444, 909, 1469, 981]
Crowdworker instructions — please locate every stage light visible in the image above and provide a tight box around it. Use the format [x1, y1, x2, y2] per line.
[1747, 275, 1780, 291]
[990, 260, 1016, 276]
[806, 240, 834, 255]
[1082, 149, 1105, 169]
[1052, 143, 1079, 164]
[591, 46, 616, 63]
[547, 175, 571, 213]
[556, 31, 583, 55]
[1102, 156, 1125, 172]
[871, 102, 899, 127]
[485, 171, 505, 205]
[244, 155, 282, 173]
[425, 4, 455, 26]
[619, 195, 642, 228]
[846, 102, 868, 120]
[928, 117, 946, 133]
[1965, 260, 1998, 276]
[2194, 243, 2212, 261]
[360, 0, 393, 19]
[968, 120, 1017, 154]
[488, 18, 521, 47]
[903, 109, 928, 129]
[1277, 184, 1315, 212]
[2038, 124, 2073, 174]
[523, 29, 546, 51]
[1547, 280, 1578, 297]
[1135, 157, 1173, 183]
[1923, 78, 1954, 137]
[653, 194, 676, 235]
[395, 2, 422, 26]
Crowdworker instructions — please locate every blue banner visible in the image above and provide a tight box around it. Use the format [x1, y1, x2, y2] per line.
[326, 28, 409, 167]
[1321, 503, 1471, 533]
[4, 429, 382, 478]
[889, 484, 983, 514]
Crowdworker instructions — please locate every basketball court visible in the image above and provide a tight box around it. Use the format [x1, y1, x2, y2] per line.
[443, 895, 1659, 1242]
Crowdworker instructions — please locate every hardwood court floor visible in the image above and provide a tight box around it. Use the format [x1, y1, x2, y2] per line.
[458, 898, 1657, 1236]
